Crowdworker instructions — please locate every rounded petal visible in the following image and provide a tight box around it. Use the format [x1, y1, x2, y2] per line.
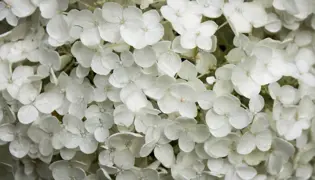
[188, 124, 210, 143]
[9, 137, 30, 158]
[237, 132, 256, 155]
[80, 27, 101, 47]
[196, 35, 213, 50]
[17, 105, 39, 124]
[229, 108, 251, 129]
[236, 164, 257, 180]
[134, 46, 157, 68]
[114, 149, 135, 170]
[204, 139, 230, 158]
[94, 128, 109, 143]
[249, 94, 265, 113]
[99, 22, 121, 43]
[255, 130, 272, 151]
[178, 133, 195, 152]
[91, 54, 111, 75]
[71, 41, 94, 68]
[34, 92, 63, 114]
[154, 143, 175, 168]
[200, 21, 218, 36]
[180, 32, 196, 49]
[102, 2, 123, 23]
[39, 138, 53, 156]
[157, 51, 181, 77]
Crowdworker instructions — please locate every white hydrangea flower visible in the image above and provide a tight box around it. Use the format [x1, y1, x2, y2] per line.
[49, 160, 87, 180]
[2, 0, 36, 18]
[0, 2, 19, 26]
[18, 90, 64, 124]
[236, 113, 272, 155]
[158, 83, 198, 118]
[0, 63, 34, 99]
[161, 0, 202, 34]
[65, 79, 94, 119]
[92, 75, 120, 102]
[231, 57, 261, 98]
[71, 8, 104, 47]
[213, 64, 234, 96]
[181, 21, 218, 51]
[1, 0, 315, 179]
[206, 95, 252, 137]
[27, 116, 62, 156]
[84, 109, 113, 143]
[294, 48, 315, 87]
[106, 132, 144, 169]
[46, 14, 72, 46]
[164, 117, 210, 152]
[223, 0, 268, 35]
[139, 118, 176, 168]
[120, 10, 164, 49]
[274, 96, 314, 141]
[100, 2, 141, 43]
[62, 114, 98, 154]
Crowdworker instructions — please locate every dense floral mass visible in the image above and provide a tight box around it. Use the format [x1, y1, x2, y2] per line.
[0, 0, 315, 179]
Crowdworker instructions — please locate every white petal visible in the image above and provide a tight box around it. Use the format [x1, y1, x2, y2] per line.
[157, 94, 178, 114]
[178, 60, 197, 80]
[91, 54, 111, 75]
[102, 2, 123, 23]
[178, 133, 195, 152]
[17, 83, 39, 105]
[71, 41, 94, 68]
[120, 20, 146, 49]
[60, 148, 76, 160]
[116, 171, 137, 180]
[94, 128, 109, 143]
[145, 23, 164, 45]
[114, 149, 135, 170]
[39, 0, 59, 19]
[0, 124, 15, 142]
[140, 141, 156, 157]
[154, 143, 175, 168]
[178, 102, 197, 118]
[47, 15, 69, 41]
[39, 138, 53, 156]
[80, 27, 101, 47]
[249, 94, 265, 113]
[164, 123, 183, 140]
[255, 130, 272, 151]
[120, 84, 148, 112]
[236, 164, 257, 180]
[199, 21, 218, 36]
[204, 139, 230, 158]
[99, 23, 121, 43]
[188, 124, 210, 143]
[196, 35, 213, 50]
[34, 92, 63, 114]
[237, 132, 256, 155]
[157, 51, 181, 77]
[10, 0, 36, 17]
[9, 137, 30, 158]
[80, 134, 98, 154]
[180, 32, 196, 49]
[198, 90, 216, 110]
[229, 108, 251, 129]
[17, 105, 39, 124]
[133, 46, 156, 68]
[114, 105, 135, 127]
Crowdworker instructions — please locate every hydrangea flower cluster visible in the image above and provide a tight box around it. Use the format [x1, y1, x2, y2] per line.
[0, 0, 315, 179]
